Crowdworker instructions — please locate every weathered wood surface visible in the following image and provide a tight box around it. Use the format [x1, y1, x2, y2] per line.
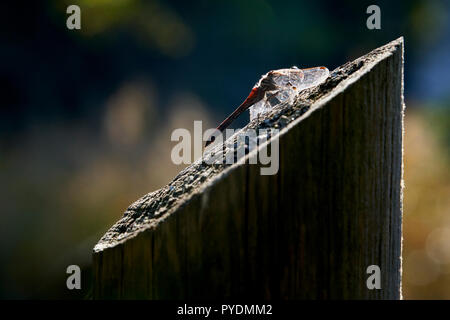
[93, 38, 404, 299]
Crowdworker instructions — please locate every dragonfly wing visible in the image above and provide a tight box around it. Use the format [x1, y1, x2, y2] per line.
[298, 66, 329, 90]
[270, 68, 304, 88]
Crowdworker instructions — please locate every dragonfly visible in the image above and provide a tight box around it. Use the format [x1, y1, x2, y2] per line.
[205, 66, 329, 147]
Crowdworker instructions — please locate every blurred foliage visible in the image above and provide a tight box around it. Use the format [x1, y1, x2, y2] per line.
[421, 104, 450, 159]
[0, 0, 448, 299]
[403, 107, 450, 299]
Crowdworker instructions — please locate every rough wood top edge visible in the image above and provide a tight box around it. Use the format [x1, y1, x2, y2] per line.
[94, 37, 404, 253]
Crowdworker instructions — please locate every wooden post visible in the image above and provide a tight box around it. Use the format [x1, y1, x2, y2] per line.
[93, 38, 404, 299]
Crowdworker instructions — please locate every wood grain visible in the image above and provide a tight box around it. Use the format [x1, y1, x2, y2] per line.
[93, 38, 404, 299]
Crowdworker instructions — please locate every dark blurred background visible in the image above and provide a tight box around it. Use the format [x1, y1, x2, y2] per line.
[0, 0, 448, 299]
